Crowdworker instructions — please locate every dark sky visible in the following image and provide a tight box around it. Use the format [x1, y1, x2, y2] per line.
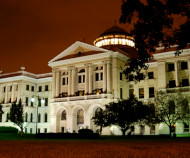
[0, 0, 132, 74]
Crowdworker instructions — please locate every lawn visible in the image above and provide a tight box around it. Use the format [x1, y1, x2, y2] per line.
[0, 138, 190, 158]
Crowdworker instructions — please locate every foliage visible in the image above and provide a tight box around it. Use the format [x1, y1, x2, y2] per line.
[0, 127, 18, 133]
[93, 95, 154, 137]
[120, 0, 190, 82]
[155, 91, 190, 136]
[78, 129, 93, 134]
[9, 99, 25, 136]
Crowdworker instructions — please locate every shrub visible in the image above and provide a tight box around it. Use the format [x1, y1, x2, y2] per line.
[0, 127, 18, 133]
[78, 129, 93, 134]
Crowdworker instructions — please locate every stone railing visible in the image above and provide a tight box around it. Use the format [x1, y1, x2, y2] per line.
[165, 86, 190, 93]
[52, 94, 112, 102]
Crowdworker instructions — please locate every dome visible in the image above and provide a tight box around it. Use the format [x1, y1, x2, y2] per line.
[99, 25, 129, 37]
[94, 25, 135, 48]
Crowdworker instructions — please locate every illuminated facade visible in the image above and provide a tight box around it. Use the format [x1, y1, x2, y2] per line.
[0, 25, 190, 135]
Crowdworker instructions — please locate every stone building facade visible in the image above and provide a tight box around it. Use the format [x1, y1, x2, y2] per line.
[0, 25, 190, 135]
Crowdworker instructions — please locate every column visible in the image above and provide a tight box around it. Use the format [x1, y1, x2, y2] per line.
[68, 68, 72, 96]
[85, 65, 89, 94]
[89, 64, 93, 94]
[71, 67, 76, 96]
[11, 84, 15, 102]
[52, 69, 56, 98]
[112, 58, 118, 98]
[0, 86, 2, 103]
[103, 62, 107, 93]
[175, 61, 179, 87]
[55, 70, 60, 97]
[107, 61, 112, 93]
[157, 62, 167, 90]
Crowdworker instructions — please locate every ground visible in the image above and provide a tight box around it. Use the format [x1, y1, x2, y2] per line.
[0, 136, 190, 158]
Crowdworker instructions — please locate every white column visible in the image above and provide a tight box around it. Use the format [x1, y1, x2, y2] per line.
[89, 64, 93, 94]
[157, 62, 167, 90]
[175, 61, 179, 87]
[103, 62, 107, 93]
[71, 67, 76, 96]
[68, 68, 72, 96]
[0, 86, 2, 103]
[85, 65, 89, 94]
[55, 70, 60, 97]
[11, 84, 15, 102]
[52, 70, 56, 98]
[107, 61, 112, 93]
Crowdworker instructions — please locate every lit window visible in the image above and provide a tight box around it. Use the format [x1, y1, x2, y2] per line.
[129, 89, 134, 97]
[139, 88, 144, 98]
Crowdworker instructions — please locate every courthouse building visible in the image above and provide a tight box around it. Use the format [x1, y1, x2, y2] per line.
[0, 25, 190, 135]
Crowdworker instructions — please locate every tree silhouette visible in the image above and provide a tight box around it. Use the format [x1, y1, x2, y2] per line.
[120, 0, 190, 82]
[9, 99, 25, 136]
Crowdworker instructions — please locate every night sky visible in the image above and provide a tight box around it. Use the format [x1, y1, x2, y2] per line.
[0, 0, 132, 74]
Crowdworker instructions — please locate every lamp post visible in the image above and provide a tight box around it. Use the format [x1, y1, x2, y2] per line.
[31, 96, 44, 134]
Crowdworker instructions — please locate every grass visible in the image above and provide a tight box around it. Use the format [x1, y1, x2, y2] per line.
[0, 134, 190, 157]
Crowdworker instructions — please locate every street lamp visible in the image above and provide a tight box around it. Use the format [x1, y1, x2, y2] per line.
[31, 96, 44, 134]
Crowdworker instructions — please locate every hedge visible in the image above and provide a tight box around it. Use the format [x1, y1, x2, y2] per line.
[0, 127, 18, 133]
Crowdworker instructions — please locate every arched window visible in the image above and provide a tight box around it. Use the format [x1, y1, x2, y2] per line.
[38, 113, 41, 123]
[25, 113, 28, 122]
[77, 109, 84, 125]
[79, 69, 85, 73]
[61, 110, 66, 120]
[95, 107, 103, 116]
[44, 113, 48, 122]
[30, 113, 33, 122]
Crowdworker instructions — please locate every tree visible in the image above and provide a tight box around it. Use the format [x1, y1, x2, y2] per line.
[91, 108, 105, 135]
[93, 95, 154, 137]
[9, 99, 25, 136]
[120, 0, 190, 82]
[155, 91, 190, 137]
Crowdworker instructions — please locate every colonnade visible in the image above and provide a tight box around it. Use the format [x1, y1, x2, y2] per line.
[52, 61, 112, 98]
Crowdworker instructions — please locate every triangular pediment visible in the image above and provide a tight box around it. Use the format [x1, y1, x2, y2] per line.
[49, 41, 108, 63]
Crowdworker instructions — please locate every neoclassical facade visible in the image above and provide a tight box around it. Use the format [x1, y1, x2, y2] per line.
[0, 25, 190, 135]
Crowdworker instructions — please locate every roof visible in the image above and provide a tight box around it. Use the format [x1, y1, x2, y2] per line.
[99, 25, 129, 37]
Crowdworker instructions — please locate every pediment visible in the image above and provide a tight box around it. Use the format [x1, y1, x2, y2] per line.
[49, 41, 108, 63]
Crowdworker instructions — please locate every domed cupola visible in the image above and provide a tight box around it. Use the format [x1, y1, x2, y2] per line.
[93, 25, 135, 48]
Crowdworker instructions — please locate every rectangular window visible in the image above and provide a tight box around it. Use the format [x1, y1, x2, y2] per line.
[45, 98, 48, 106]
[38, 98, 41, 107]
[181, 62, 188, 70]
[26, 85, 29, 91]
[150, 125, 155, 134]
[45, 85, 49, 91]
[140, 125, 145, 135]
[3, 87, 6, 92]
[149, 87, 154, 98]
[62, 78, 66, 85]
[96, 73, 99, 81]
[26, 97, 29, 106]
[25, 128, 27, 133]
[10, 86, 12, 91]
[31, 86, 34, 92]
[38, 128, 40, 133]
[129, 89, 134, 97]
[148, 72, 154, 79]
[15, 85, 18, 91]
[31, 100, 33, 107]
[39, 86, 42, 92]
[120, 72, 123, 80]
[182, 79, 189, 87]
[30, 128, 33, 134]
[78, 76, 82, 83]
[44, 128, 47, 133]
[184, 123, 189, 132]
[168, 63, 175, 71]
[120, 88, 123, 99]
[83, 75, 85, 83]
[169, 80, 176, 88]
[100, 72, 103, 80]
[139, 88, 144, 98]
